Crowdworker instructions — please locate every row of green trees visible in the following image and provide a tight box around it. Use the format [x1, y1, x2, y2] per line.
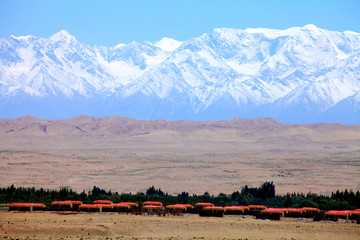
[1, 182, 359, 210]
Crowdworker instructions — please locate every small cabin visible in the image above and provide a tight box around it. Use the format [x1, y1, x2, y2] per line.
[93, 200, 113, 205]
[301, 207, 320, 218]
[51, 200, 83, 210]
[142, 205, 165, 215]
[324, 210, 351, 221]
[224, 206, 248, 215]
[9, 203, 45, 212]
[79, 204, 114, 212]
[248, 205, 267, 215]
[143, 201, 163, 206]
[260, 208, 285, 220]
[200, 206, 225, 217]
[283, 208, 305, 218]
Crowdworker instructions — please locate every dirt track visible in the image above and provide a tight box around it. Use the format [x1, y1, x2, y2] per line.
[0, 211, 359, 240]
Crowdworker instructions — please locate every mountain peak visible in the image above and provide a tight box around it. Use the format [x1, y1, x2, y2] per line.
[154, 37, 182, 52]
[50, 30, 76, 43]
[15, 115, 43, 122]
[302, 24, 320, 31]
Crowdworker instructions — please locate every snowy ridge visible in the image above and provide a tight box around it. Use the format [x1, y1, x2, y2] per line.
[0, 25, 360, 124]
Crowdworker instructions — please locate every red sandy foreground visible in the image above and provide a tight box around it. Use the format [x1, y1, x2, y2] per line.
[0, 211, 359, 240]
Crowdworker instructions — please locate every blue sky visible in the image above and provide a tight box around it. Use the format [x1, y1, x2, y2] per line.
[1, 0, 359, 46]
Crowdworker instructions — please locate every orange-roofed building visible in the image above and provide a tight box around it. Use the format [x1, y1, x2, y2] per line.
[349, 210, 360, 220]
[79, 204, 114, 212]
[324, 210, 351, 221]
[168, 204, 195, 214]
[195, 202, 214, 211]
[9, 203, 45, 211]
[301, 207, 320, 218]
[93, 200, 113, 204]
[283, 208, 305, 218]
[143, 201, 163, 206]
[166, 204, 188, 215]
[142, 204, 165, 215]
[112, 203, 131, 212]
[118, 202, 139, 207]
[51, 200, 83, 210]
[260, 208, 285, 220]
[248, 205, 267, 215]
[200, 206, 225, 217]
[224, 206, 248, 215]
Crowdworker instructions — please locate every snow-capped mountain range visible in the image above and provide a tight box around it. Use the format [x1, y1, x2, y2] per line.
[1, 25, 360, 124]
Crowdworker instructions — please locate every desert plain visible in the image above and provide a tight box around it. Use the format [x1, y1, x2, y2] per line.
[0, 115, 359, 195]
[0, 211, 360, 240]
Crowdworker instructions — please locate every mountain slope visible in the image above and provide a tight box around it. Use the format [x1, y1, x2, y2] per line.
[1, 25, 359, 123]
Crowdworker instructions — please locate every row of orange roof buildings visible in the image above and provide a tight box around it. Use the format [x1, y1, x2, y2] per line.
[8, 201, 360, 221]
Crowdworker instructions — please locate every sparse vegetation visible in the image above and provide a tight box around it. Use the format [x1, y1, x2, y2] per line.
[0, 182, 359, 210]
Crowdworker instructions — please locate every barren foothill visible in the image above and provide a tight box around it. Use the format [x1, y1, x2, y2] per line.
[0, 115, 359, 195]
